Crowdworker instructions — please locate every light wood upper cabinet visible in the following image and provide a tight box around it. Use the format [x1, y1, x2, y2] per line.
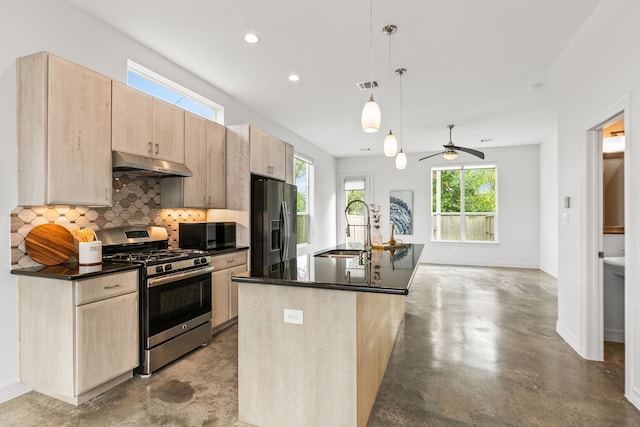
[17, 52, 112, 206]
[152, 98, 185, 163]
[285, 142, 294, 185]
[226, 124, 251, 212]
[206, 119, 227, 207]
[249, 126, 286, 180]
[161, 112, 226, 208]
[112, 80, 185, 164]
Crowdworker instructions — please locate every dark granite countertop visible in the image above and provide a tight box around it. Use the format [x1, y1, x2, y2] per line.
[232, 243, 424, 295]
[11, 261, 141, 280]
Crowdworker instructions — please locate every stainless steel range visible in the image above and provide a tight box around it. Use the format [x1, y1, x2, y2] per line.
[96, 225, 213, 376]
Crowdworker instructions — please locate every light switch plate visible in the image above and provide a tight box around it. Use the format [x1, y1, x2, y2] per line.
[284, 309, 303, 325]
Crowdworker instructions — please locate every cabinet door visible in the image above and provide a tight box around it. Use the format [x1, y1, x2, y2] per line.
[226, 124, 250, 213]
[285, 142, 294, 185]
[182, 112, 208, 207]
[211, 269, 230, 328]
[250, 126, 285, 180]
[75, 292, 139, 395]
[207, 120, 227, 208]
[111, 81, 153, 158]
[46, 55, 112, 206]
[153, 98, 185, 163]
[228, 264, 247, 319]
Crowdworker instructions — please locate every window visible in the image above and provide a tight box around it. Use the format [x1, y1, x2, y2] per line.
[295, 155, 313, 246]
[343, 177, 369, 245]
[127, 60, 224, 123]
[431, 164, 497, 242]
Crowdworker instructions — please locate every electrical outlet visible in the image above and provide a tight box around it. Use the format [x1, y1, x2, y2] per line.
[284, 309, 303, 325]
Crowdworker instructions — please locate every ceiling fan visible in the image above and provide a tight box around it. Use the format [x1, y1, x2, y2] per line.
[418, 124, 485, 161]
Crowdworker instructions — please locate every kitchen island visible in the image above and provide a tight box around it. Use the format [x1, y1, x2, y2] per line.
[232, 243, 424, 427]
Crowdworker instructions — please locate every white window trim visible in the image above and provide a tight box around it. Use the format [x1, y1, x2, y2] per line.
[295, 153, 314, 253]
[127, 59, 225, 124]
[337, 173, 373, 244]
[430, 162, 499, 244]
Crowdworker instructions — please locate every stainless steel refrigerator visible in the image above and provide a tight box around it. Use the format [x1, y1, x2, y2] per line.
[250, 175, 297, 276]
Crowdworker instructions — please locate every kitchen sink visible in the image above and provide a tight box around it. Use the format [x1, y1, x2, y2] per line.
[315, 249, 363, 259]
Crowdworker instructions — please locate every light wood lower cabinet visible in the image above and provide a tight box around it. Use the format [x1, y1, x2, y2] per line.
[19, 270, 140, 405]
[210, 250, 247, 330]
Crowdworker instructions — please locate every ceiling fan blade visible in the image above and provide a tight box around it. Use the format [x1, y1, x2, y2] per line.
[418, 152, 445, 161]
[451, 145, 485, 159]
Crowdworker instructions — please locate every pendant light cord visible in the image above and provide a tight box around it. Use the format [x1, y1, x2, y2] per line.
[387, 29, 392, 128]
[369, 0, 374, 95]
[399, 69, 403, 149]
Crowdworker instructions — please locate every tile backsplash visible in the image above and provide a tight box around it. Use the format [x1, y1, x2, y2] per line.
[11, 173, 207, 267]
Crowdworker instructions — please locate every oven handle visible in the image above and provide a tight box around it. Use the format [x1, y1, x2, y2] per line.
[148, 265, 215, 288]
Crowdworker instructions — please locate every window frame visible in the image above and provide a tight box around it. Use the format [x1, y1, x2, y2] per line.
[338, 174, 373, 244]
[127, 59, 225, 124]
[430, 163, 498, 244]
[295, 153, 314, 249]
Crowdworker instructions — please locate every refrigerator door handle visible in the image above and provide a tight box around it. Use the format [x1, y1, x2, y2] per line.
[281, 201, 289, 262]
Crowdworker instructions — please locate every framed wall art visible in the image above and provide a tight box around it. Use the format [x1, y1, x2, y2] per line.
[389, 190, 413, 235]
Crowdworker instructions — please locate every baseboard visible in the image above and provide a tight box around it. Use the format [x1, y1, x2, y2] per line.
[627, 384, 640, 411]
[420, 260, 540, 270]
[556, 321, 584, 357]
[0, 381, 31, 404]
[604, 328, 625, 343]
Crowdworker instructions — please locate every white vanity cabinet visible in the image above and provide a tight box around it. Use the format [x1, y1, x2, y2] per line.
[19, 269, 140, 405]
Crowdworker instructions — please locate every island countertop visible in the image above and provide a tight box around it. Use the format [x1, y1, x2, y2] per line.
[232, 243, 424, 295]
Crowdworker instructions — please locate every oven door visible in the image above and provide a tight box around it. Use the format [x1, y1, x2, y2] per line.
[146, 266, 214, 348]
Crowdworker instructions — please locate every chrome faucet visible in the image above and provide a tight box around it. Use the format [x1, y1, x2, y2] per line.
[345, 199, 371, 259]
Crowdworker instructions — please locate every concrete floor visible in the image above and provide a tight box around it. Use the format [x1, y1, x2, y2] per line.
[1, 264, 639, 426]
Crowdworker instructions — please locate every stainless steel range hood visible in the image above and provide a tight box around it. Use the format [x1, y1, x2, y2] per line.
[112, 151, 192, 178]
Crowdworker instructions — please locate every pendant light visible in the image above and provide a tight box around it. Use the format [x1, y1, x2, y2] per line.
[382, 24, 397, 156]
[395, 68, 407, 169]
[361, 0, 380, 133]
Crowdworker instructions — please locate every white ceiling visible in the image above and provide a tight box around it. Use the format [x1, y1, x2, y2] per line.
[67, 0, 600, 158]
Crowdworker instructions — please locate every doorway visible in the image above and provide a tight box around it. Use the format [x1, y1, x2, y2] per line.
[585, 96, 629, 397]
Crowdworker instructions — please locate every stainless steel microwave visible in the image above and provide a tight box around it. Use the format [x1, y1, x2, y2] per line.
[179, 222, 236, 250]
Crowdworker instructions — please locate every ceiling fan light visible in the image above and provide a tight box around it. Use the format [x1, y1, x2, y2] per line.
[395, 150, 407, 169]
[384, 130, 398, 156]
[361, 94, 381, 133]
[442, 151, 458, 160]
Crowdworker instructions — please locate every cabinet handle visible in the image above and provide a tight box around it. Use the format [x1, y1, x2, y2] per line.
[133, 299, 138, 313]
[155, 143, 160, 154]
[226, 259, 235, 263]
[148, 142, 153, 154]
[105, 187, 109, 201]
[104, 284, 122, 290]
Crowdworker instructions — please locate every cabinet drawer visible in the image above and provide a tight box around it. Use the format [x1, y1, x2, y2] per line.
[75, 270, 139, 306]
[211, 251, 248, 271]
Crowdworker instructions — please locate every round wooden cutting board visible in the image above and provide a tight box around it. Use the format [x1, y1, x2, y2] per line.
[25, 224, 77, 265]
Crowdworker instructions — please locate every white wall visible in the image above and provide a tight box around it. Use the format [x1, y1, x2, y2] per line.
[546, 0, 640, 407]
[0, 0, 335, 401]
[539, 130, 559, 277]
[336, 144, 540, 269]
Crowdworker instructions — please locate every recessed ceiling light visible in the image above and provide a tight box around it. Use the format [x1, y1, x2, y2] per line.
[244, 33, 260, 44]
[288, 74, 300, 82]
